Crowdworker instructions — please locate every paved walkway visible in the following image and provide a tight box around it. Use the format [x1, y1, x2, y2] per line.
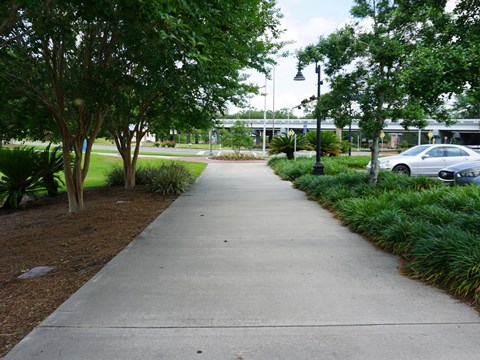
[5, 162, 480, 359]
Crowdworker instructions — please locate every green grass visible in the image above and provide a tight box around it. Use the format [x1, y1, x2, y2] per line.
[92, 149, 204, 157]
[81, 154, 206, 188]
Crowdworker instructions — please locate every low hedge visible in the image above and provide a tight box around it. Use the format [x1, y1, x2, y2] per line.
[106, 163, 195, 195]
[270, 156, 480, 306]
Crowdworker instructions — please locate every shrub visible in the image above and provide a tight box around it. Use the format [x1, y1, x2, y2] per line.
[0, 147, 45, 209]
[268, 157, 313, 181]
[305, 131, 343, 156]
[211, 153, 260, 160]
[403, 228, 480, 302]
[145, 163, 195, 195]
[270, 156, 480, 305]
[160, 141, 176, 148]
[106, 163, 195, 195]
[268, 134, 309, 159]
[105, 167, 125, 186]
[38, 144, 64, 196]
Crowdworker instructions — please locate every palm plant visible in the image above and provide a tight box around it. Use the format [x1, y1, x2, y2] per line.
[268, 134, 309, 160]
[38, 144, 64, 197]
[0, 147, 44, 209]
[305, 131, 343, 156]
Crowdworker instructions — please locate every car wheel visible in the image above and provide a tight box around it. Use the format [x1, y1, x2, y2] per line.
[392, 164, 410, 176]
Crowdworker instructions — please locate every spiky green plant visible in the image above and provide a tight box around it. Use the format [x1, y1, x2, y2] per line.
[305, 131, 343, 156]
[38, 144, 64, 197]
[0, 147, 44, 209]
[403, 228, 480, 302]
[268, 134, 309, 160]
[145, 163, 195, 195]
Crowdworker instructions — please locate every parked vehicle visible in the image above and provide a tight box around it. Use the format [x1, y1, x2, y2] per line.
[366, 144, 480, 176]
[438, 160, 480, 186]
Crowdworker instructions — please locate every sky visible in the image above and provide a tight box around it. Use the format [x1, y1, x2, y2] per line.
[228, 0, 458, 118]
[228, 0, 357, 117]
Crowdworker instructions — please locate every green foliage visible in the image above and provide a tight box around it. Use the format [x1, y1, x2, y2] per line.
[268, 157, 314, 181]
[270, 156, 480, 305]
[268, 155, 370, 181]
[403, 228, 480, 302]
[38, 144, 64, 197]
[144, 163, 195, 195]
[105, 167, 125, 186]
[160, 141, 176, 148]
[106, 163, 195, 195]
[305, 131, 343, 156]
[297, 0, 454, 184]
[0, 146, 62, 209]
[1, 0, 284, 212]
[211, 153, 260, 161]
[86, 154, 206, 188]
[219, 121, 254, 155]
[268, 134, 309, 159]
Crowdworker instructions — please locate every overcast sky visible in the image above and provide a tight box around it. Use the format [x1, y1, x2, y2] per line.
[227, 0, 357, 117]
[229, 0, 457, 118]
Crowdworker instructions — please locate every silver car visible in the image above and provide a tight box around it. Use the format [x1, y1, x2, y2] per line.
[438, 160, 480, 186]
[366, 144, 480, 176]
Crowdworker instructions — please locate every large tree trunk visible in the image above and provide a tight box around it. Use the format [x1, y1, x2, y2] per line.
[120, 142, 137, 190]
[60, 111, 103, 213]
[109, 109, 149, 190]
[112, 127, 144, 190]
[62, 141, 84, 213]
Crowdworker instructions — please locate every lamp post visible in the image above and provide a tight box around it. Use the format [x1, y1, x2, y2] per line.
[272, 66, 276, 139]
[262, 75, 267, 156]
[294, 62, 324, 175]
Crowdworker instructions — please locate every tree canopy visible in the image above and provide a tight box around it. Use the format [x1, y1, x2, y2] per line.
[297, 0, 474, 184]
[0, 0, 284, 211]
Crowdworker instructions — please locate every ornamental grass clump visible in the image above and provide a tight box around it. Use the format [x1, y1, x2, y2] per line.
[403, 228, 480, 303]
[145, 163, 195, 195]
[268, 157, 313, 181]
[106, 166, 147, 186]
[105, 167, 125, 186]
[106, 163, 195, 195]
[269, 155, 480, 306]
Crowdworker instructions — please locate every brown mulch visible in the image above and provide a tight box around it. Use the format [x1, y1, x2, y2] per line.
[0, 186, 177, 357]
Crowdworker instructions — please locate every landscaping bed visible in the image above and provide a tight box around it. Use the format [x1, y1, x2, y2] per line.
[0, 186, 176, 357]
[270, 156, 480, 310]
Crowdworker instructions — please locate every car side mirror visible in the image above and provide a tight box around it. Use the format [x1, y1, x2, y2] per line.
[422, 154, 430, 160]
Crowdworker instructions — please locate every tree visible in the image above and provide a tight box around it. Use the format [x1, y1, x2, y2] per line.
[1, 1, 284, 210]
[451, 92, 480, 119]
[103, 0, 284, 189]
[403, 1, 480, 123]
[1, 2, 133, 212]
[220, 121, 254, 155]
[298, 1, 445, 184]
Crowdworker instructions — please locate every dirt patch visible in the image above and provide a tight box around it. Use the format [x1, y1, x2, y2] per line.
[0, 186, 176, 357]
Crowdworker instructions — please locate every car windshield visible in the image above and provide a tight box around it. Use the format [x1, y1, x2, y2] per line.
[401, 145, 431, 156]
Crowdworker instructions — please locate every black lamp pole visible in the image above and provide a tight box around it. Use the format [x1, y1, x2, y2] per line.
[294, 62, 324, 175]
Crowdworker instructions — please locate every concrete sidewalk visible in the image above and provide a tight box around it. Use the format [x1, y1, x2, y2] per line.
[5, 162, 480, 359]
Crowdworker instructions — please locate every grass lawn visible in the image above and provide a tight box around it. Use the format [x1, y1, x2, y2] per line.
[83, 154, 207, 188]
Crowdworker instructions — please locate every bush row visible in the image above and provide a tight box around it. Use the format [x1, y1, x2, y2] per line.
[106, 163, 195, 195]
[269, 156, 369, 181]
[269, 156, 480, 306]
[211, 153, 260, 161]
